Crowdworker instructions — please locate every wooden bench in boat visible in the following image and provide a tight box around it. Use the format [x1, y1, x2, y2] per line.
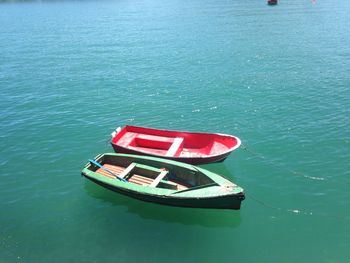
[122, 163, 172, 188]
[135, 134, 173, 142]
[119, 162, 136, 178]
[125, 163, 164, 186]
[165, 137, 184, 157]
[150, 170, 169, 187]
[158, 180, 175, 188]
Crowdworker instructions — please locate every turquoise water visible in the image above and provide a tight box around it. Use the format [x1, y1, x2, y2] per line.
[1, 0, 350, 262]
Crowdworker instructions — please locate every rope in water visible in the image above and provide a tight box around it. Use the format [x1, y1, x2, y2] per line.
[246, 192, 350, 220]
[241, 144, 350, 220]
[240, 143, 325, 181]
[245, 192, 313, 216]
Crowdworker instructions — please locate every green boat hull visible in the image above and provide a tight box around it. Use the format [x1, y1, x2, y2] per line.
[87, 176, 244, 209]
[82, 153, 245, 210]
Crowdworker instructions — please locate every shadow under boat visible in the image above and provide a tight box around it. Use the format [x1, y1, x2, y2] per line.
[84, 179, 242, 229]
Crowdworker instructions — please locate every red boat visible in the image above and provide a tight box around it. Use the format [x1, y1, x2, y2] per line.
[110, 125, 241, 165]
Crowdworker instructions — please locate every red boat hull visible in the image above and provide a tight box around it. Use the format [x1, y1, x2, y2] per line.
[110, 125, 241, 165]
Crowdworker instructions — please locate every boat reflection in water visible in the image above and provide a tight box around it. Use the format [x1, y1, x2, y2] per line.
[84, 179, 242, 229]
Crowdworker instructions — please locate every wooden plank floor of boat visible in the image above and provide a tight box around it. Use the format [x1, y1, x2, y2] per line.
[96, 164, 153, 186]
[96, 164, 124, 179]
[96, 164, 188, 190]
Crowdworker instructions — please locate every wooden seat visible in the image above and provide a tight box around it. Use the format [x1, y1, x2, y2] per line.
[150, 170, 169, 187]
[157, 180, 178, 190]
[165, 137, 184, 157]
[119, 163, 136, 178]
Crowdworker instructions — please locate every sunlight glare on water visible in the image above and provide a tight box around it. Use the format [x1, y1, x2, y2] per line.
[1, 0, 350, 262]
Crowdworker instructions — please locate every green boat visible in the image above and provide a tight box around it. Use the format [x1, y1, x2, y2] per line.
[81, 153, 245, 210]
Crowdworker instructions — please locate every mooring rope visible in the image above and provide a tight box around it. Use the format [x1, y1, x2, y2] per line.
[241, 144, 325, 181]
[245, 192, 350, 220]
[245, 192, 313, 216]
[240, 144, 349, 220]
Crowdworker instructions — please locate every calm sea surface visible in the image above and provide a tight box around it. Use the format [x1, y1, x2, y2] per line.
[1, 0, 350, 262]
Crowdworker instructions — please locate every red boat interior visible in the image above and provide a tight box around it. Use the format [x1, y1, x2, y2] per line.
[111, 126, 238, 158]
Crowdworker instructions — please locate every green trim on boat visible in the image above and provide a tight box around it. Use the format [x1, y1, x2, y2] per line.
[82, 153, 245, 209]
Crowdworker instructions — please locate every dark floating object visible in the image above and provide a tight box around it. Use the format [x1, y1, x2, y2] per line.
[268, 0, 278, 5]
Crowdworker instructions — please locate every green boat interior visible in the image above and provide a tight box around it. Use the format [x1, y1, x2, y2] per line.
[88, 155, 216, 191]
